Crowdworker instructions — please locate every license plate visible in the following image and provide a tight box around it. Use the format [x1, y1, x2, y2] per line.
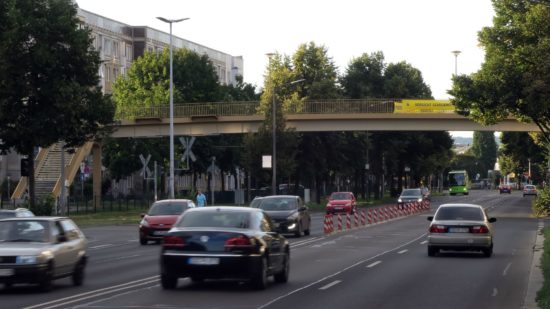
[188, 257, 220, 265]
[154, 230, 168, 236]
[335, 207, 342, 210]
[449, 227, 469, 233]
[0, 269, 14, 277]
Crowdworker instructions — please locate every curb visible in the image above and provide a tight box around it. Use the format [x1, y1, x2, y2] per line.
[523, 219, 545, 309]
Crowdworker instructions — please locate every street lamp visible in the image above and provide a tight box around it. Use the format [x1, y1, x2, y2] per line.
[266, 54, 305, 195]
[451, 50, 461, 75]
[157, 16, 189, 199]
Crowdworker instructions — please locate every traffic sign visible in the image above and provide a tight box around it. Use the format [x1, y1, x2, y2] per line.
[139, 154, 152, 177]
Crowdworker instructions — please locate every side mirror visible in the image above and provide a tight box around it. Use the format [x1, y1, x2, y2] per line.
[427, 216, 433, 221]
[140, 213, 146, 218]
[299, 206, 308, 212]
[488, 217, 497, 223]
[57, 235, 68, 243]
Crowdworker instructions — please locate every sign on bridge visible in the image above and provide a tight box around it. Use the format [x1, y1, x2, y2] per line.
[394, 100, 455, 114]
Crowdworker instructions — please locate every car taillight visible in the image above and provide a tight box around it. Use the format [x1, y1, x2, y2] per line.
[163, 236, 185, 248]
[225, 235, 254, 247]
[470, 225, 489, 234]
[429, 225, 447, 233]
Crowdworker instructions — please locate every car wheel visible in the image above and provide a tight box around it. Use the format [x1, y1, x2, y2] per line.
[139, 236, 148, 245]
[161, 273, 178, 290]
[274, 251, 289, 283]
[450, 193, 455, 196]
[294, 223, 302, 238]
[427, 246, 438, 257]
[72, 259, 86, 286]
[482, 245, 493, 258]
[39, 262, 54, 292]
[251, 256, 268, 290]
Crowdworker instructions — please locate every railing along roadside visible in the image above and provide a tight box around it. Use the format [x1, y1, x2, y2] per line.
[115, 99, 397, 120]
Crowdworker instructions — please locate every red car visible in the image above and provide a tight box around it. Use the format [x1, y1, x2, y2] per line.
[326, 192, 357, 214]
[139, 199, 195, 245]
[499, 183, 512, 194]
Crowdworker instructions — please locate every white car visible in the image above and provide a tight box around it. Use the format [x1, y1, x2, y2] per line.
[427, 203, 496, 257]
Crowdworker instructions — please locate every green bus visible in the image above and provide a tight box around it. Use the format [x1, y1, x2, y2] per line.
[448, 170, 469, 195]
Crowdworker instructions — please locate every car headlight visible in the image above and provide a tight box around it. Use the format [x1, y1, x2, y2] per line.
[140, 219, 150, 228]
[16, 255, 37, 265]
[345, 203, 352, 207]
[287, 223, 297, 230]
[398, 198, 403, 203]
[417, 198, 422, 202]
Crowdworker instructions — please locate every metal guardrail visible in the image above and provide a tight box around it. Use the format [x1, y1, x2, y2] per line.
[115, 99, 398, 120]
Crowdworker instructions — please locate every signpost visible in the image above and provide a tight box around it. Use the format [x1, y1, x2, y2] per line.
[179, 137, 197, 170]
[140, 154, 158, 201]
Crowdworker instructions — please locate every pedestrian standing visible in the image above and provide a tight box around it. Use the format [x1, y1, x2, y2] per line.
[196, 189, 207, 207]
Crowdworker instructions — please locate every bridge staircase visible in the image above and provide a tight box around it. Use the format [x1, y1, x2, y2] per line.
[12, 141, 94, 201]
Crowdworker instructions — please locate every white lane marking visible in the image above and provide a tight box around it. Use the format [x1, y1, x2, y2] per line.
[367, 261, 382, 268]
[398, 249, 408, 254]
[291, 236, 324, 248]
[492, 288, 498, 297]
[420, 240, 428, 245]
[89, 244, 114, 250]
[22, 275, 159, 309]
[503, 263, 512, 276]
[311, 240, 337, 248]
[258, 233, 427, 309]
[319, 280, 342, 290]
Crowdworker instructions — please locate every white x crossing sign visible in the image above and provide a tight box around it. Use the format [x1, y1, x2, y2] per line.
[179, 137, 197, 170]
[139, 154, 152, 177]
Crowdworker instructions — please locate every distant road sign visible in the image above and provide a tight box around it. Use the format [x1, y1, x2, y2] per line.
[139, 154, 152, 177]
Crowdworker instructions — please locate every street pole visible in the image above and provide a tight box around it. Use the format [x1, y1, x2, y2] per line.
[452, 50, 461, 75]
[157, 16, 189, 199]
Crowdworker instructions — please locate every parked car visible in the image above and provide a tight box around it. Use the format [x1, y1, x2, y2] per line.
[326, 192, 357, 215]
[249, 196, 264, 208]
[0, 208, 34, 219]
[427, 203, 496, 257]
[160, 206, 290, 290]
[255, 195, 311, 237]
[499, 183, 512, 194]
[139, 199, 195, 245]
[523, 185, 538, 197]
[397, 188, 424, 205]
[0, 217, 88, 291]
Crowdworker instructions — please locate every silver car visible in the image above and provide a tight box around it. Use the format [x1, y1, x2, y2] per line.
[427, 203, 496, 257]
[0, 217, 88, 291]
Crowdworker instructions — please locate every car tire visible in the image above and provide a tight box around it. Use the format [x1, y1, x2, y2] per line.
[274, 251, 289, 283]
[294, 224, 302, 238]
[161, 273, 178, 290]
[39, 262, 54, 292]
[72, 259, 86, 286]
[139, 237, 148, 245]
[450, 193, 455, 196]
[251, 257, 268, 290]
[427, 246, 438, 257]
[483, 245, 493, 258]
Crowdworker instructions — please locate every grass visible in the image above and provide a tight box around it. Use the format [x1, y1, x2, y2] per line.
[537, 226, 550, 308]
[68, 209, 145, 227]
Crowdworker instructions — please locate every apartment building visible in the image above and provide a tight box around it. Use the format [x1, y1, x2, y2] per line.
[77, 8, 244, 94]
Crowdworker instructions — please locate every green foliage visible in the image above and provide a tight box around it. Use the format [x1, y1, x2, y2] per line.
[533, 186, 550, 217]
[27, 194, 55, 216]
[537, 226, 550, 308]
[471, 132, 497, 178]
[341, 52, 386, 98]
[499, 132, 546, 184]
[449, 0, 550, 144]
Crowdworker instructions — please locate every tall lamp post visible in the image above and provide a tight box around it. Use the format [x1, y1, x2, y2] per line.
[265, 54, 305, 195]
[157, 16, 189, 199]
[451, 50, 461, 75]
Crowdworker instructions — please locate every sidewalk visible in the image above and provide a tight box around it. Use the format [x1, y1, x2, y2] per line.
[523, 219, 545, 309]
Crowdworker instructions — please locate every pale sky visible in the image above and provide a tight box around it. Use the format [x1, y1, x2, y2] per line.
[75, 0, 496, 138]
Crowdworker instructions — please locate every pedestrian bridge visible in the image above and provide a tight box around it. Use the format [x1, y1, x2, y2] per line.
[111, 99, 539, 138]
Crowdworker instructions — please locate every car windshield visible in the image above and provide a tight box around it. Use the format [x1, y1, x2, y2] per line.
[0, 220, 49, 243]
[148, 202, 188, 216]
[331, 193, 352, 200]
[525, 185, 535, 189]
[401, 189, 421, 196]
[177, 211, 251, 229]
[250, 198, 263, 208]
[434, 206, 484, 221]
[258, 198, 296, 211]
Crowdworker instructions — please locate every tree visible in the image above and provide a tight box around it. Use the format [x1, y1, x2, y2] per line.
[449, 0, 550, 144]
[470, 132, 498, 178]
[341, 52, 386, 98]
[0, 0, 115, 208]
[384, 62, 432, 99]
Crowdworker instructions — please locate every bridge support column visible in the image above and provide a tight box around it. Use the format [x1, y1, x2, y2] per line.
[92, 143, 102, 209]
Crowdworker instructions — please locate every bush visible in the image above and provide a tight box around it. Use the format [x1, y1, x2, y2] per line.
[533, 186, 550, 217]
[31, 194, 55, 216]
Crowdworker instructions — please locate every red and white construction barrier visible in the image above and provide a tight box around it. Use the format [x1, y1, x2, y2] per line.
[360, 210, 366, 226]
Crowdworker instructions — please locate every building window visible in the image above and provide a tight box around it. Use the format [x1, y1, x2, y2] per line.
[104, 38, 112, 56]
[113, 41, 119, 58]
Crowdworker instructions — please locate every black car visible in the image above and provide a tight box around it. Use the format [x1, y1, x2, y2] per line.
[253, 195, 311, 237]
[397, 188, 425, 205]
[160, 206, 290, 290]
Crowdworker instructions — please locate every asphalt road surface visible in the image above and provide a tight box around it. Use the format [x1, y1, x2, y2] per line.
[1, 189, 544, 309]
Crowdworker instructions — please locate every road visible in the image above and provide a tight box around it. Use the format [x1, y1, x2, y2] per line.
[1, 190, 543, 309]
